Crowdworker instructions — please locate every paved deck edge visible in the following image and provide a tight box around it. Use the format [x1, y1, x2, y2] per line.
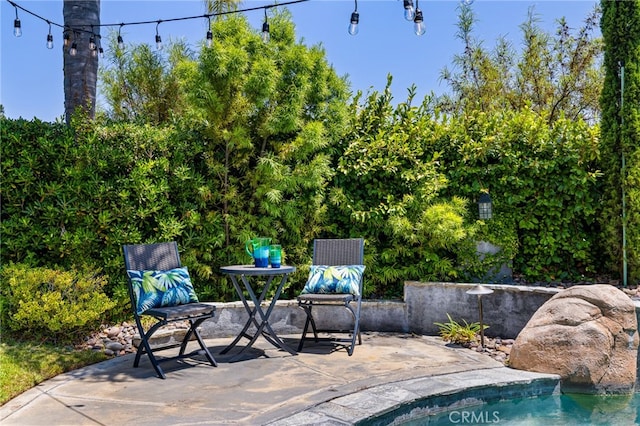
[266, 368, 561, 426]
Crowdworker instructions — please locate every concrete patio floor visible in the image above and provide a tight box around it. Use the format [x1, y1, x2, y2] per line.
[0, 333, 559, 425]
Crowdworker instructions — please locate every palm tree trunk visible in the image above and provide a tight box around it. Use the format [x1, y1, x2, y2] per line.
[63, 0, 100, 125]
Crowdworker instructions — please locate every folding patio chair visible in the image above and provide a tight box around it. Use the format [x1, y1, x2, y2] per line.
[297, 238, 365, 356]
[123, 242, 217, 379]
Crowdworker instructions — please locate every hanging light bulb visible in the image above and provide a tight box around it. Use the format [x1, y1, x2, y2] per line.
[403, 0, 415, 21]
[13, 6, 22, 37]
[261, 9, 270, 43]
[117, 24, 125, 50]
[89, 35, 96, 51]
[155, 21, 163, 50]
[69, 34, 78, 56]
[64, 30, 70, 47]
[99, 46, 104, 59]
[46, 22, 54, 49]
[348, 0, 359, 36]
[413, 7, 426, 36]
[207, 29, 213, 47]
[206, 17, 213, 48]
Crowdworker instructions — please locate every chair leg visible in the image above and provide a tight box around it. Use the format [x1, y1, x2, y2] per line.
[298, 304, 312, 352]
[136, 320, 167, 379]
[348, 315, 361, 356]
[345, 299, 362, 356]
[299, 299, 363, 356]
[180, 318, 217, 367]
[298, 303, 321, 352]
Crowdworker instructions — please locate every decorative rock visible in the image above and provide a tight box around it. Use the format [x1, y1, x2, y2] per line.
[106, 341, 124, 352]
[510, 285, 638, 394]
[106, 327, 121, 338]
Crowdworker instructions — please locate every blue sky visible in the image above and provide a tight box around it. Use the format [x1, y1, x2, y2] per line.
[1, 0, 599, 122]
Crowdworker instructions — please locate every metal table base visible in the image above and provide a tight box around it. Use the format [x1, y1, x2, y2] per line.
[220, 265, 297, 361]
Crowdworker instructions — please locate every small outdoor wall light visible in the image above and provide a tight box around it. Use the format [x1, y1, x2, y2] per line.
[478, 192, 492, 220]
[466, 285, 493, 349]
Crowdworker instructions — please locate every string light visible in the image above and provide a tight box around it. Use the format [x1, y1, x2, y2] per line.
[348, 0, 359, 36]
[13, 3, 21, 37]
[206, 16, 213, 48]
[69, 32, 78, 56]
[414, 0, 426, 36]
[403, 0, 415, 21]
[6, 0, 308, 55]
[46, 21, 53, 49]
[89, 26, 97, 51]
[261, 9, 270, 43]
[117, 24, 124, 50]
[155, 21, 163, 50]
[8, 0, 469, 57]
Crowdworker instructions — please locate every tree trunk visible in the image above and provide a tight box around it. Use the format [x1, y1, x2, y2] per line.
[63, 0, 100, 125]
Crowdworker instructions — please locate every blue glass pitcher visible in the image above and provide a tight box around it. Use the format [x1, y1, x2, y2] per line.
[245, 237, 271, 267]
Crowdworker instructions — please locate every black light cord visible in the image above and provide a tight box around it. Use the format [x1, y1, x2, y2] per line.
[6, 0, 310, 38]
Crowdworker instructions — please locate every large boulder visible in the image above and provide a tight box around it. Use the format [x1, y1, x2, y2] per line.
[510, 284, 638, 394]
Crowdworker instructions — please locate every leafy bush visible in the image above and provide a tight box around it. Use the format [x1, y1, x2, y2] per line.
[437, 109, 603, 282]
[434, 313, 487, 345]
[0, 264, 116, 343]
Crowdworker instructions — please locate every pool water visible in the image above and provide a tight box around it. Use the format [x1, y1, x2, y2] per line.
[412, 392, 640, 425]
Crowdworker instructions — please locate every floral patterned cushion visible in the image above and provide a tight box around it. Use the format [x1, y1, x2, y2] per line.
[127, 267, 199, 315]
[301, 265, 365, 296]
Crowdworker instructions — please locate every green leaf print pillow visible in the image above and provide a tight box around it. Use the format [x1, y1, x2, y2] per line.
[127, 267, 199, 315]
[301, 265, 365, 296]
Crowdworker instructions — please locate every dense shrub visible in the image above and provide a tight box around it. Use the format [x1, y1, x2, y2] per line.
[330, 86, 480, 297]
[436, 108, 603, 281]
[0, 264, 115, 343]
[600, 0, 640, 282]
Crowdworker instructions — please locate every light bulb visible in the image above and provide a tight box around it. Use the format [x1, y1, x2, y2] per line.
[47, 34, 54, 49]
[70, 41, 77, 56]
[155, 22, 163, 50]
[403, 0, 415, 21]
[117, 35, 124, 50]
[414, 9, 426, 36]
[64, 32, 70, 47]
[206, 30, 213, 48]
[261, 22, 270, 43]
[99, 47, 104, 58]
[13, 18, 22, 37]
[89, 35, 96, 51]
[348, 12, 359, 36]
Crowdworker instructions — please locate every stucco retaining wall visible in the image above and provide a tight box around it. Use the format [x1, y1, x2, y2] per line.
[199, 282, 562, 340]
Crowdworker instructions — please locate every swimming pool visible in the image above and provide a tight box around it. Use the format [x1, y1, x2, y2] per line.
[400, 392, 640, 425]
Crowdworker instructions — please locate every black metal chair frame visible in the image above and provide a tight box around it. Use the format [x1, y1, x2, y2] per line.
[123, 242, 217, 379]
[297, 238, 365, 356]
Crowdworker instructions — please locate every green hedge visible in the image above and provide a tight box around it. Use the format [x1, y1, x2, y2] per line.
[0, 106, 625, 316]
[437, 109, 603, 281]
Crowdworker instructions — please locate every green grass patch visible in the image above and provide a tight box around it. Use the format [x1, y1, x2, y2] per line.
[0, 338, 109, 405]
